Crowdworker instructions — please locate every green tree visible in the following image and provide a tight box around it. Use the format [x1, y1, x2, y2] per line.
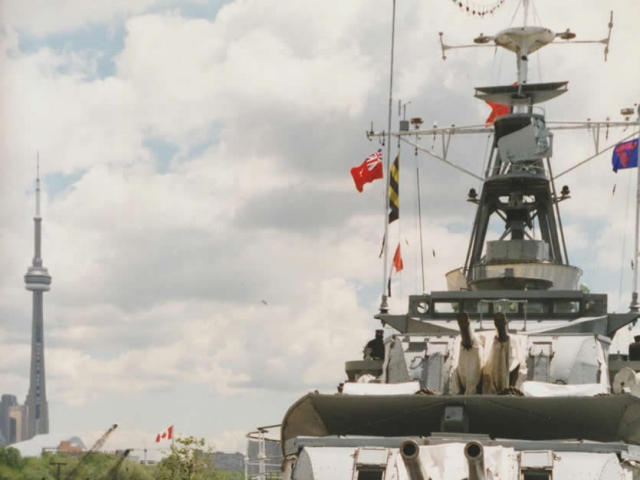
[16, 462, 53, 480]
[212, 473, 242, 480]
[113, 459, 155, 480]
[0, 448, 24, 470]
[154, 436, 217, 480]
[0, 447, 25, 480]
[213, 473, 243, 480]
[0, 464, 18, 480]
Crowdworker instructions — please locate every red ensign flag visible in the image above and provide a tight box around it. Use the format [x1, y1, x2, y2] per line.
[350, 149, 384, 192]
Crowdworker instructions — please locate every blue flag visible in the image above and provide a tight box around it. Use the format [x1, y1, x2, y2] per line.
[612, 138, 639, 173]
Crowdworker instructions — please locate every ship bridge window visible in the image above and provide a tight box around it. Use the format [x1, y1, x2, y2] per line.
[463, 300, 490, 314]
[354, 447, 388, 480]
[521, 471, 551, 480]
[520, 451, 553, 479]
[523, 301, 545, 314]
[356, 469, 385, 480]
[553, 301, 579, 314]
[433, 301, 459, 313]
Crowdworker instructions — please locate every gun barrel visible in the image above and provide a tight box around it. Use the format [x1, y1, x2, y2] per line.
[494, 312, 509, 343]
[400, 440, 427, 480]
[464, 441, 486, 480]
[457, 313, 474, 349]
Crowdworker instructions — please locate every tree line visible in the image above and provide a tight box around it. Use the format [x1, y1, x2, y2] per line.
[0, 436, 243, 480]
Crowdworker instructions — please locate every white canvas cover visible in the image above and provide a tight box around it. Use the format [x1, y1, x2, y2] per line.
[522, 381, 609, 397]
[342, 381, 421, 396]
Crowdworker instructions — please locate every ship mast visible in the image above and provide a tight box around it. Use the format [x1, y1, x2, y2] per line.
[523, 0, 530, 27]
[380, 0, 398, 313]
[632, 104, 640, 311]
[368, 3, 622, 298]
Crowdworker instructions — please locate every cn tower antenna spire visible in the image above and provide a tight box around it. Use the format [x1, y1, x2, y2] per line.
[36, 152, 41, 218]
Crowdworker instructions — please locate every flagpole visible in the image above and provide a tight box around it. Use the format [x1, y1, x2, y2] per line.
[380, 0, 397, 313]
[631, 104, 640, 312]
[416, 165, 426, 292]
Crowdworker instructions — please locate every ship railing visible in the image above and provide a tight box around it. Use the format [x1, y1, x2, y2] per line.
[244, 462, 282, 480]
[245, 424, 282, 480]
[532, 105, 546, 117]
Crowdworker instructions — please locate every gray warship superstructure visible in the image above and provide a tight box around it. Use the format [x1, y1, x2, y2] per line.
[276, 4, 640, 480]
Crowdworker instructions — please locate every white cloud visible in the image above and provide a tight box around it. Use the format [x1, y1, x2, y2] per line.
[1, 0, 159, 36]
[115, 8, 381, 145]
[0, 48, 145, 179]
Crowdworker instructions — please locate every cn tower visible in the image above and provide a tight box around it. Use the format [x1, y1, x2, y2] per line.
[23, 159, 51, 439]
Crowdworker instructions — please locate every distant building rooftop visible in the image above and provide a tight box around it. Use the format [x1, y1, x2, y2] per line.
[213, 452, 245, 472]
[11, 434, 86, 457]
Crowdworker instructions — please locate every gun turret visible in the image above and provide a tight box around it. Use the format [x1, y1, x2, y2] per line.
[464, 441, 486, 480]
[400, 440, 428, 480]
[454, 312, 483, 395]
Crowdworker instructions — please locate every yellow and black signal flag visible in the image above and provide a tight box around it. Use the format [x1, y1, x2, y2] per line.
[388, 152, 400, 224]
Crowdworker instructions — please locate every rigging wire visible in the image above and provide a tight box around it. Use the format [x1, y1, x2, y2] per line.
[496, 0, 520, 84]
[531, 1, 543, 82]
[493, 39, 506, 83]
[534, 52, 542, 84]
[508, 0, 522, 27]
[479, 124, 493, 177]
[489, 23, 500, 85]
[397, 138, 403, 300]
[617, 171, 633, 312]
[415, 144, 426, 292]
[555, 130, 638, 179]
[531, 0, 542, 25]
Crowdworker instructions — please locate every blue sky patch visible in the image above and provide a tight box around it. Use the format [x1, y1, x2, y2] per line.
[44, 170, 86, 198]
[444, 220, 471, 234]
[176, 0, 230, 20]
[144, 122, 223, 174]
[144, 138, 179, 174]
[187, 121, 224, 159]
[17, 23, 126, 79]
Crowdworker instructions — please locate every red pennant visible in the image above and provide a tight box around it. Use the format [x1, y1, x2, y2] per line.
[393, 244, 404, 273]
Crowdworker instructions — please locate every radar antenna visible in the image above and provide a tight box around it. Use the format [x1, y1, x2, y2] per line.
[439, 10, 614, 65]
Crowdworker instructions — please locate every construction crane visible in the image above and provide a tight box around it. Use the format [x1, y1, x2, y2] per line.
[103, 449, 132, 480]
[65, 423, 119, 480]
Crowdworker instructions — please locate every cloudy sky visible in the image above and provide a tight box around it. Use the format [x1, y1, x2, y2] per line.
[1, 0, 639, 458]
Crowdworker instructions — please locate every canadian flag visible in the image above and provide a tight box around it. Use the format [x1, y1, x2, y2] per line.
[155, 425, 174, 443]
